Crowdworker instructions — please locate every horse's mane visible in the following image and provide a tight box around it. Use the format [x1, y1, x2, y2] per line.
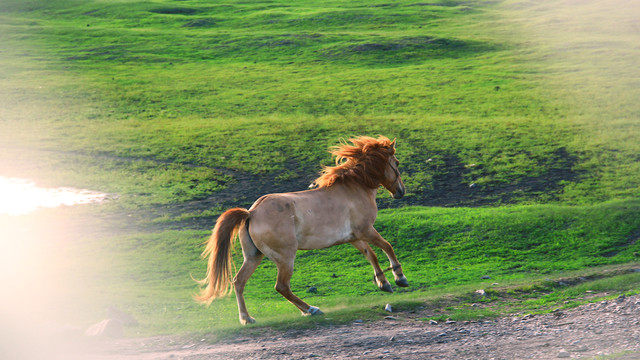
[312, 136, 395, 189]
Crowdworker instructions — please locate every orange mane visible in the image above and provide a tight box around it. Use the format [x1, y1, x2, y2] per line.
[312, 136, 395, 189]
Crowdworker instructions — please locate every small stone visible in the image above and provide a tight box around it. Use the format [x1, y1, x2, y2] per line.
[384, 316, 397, 320]
[354, 319, 363, 323]
[306, 286, 317, 293]
[475, 289, 487, 297]
[481, 275, 491, 280]
[85, 319, 123, 338]
[557, 350, 571, 358]
[445, 320, 456, 325]
[107, 305, 138, 326]
[384, 304, 393, 312]
[429, 320, 438, 325]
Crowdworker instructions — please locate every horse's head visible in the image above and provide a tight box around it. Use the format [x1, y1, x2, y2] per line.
[313, 136, 406, 198]
[381, 139, 405, 199]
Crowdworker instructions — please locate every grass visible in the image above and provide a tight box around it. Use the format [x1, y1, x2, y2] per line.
[0, 0, 639, 340]
[46, 200, 640, 335]
[2, 0, 638, 208]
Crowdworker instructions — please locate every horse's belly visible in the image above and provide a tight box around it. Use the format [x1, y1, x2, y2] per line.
[296, 220, 354, 250]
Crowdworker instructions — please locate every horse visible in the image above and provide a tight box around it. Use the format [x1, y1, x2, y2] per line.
[195, 135, 408, 325]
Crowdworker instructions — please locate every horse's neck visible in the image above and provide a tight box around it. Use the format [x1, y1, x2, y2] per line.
[332, 182, 379, 209]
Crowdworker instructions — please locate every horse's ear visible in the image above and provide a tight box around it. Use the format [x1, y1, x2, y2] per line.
[389, 138, 396, 153]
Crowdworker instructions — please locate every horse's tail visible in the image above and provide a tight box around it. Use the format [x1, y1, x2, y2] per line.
[194, 208, 250, 305]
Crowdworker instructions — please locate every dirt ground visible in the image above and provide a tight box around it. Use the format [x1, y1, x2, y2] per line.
[75, 294, 640, 360]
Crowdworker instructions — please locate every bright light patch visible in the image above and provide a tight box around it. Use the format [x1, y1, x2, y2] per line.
[0, 176, 107, 215]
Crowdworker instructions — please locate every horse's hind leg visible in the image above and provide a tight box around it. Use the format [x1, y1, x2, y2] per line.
[351, 240, 393, 293]
[234, 229, 263, 325]
[273, 253, 323, 316]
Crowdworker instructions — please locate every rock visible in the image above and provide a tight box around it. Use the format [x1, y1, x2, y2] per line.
[384, 303, 393, 312]
[107, 306, 138, 326]
[481, 275, 491, 279]
[354, 319, 363, 324]
[429, 320, 438, 325]
[384, 316, 397, 320]
[475, 289, 487, 298]
[557, 350, 571, 358]
[85, 319, 123, 338]
[306, 286, 317, 293]
[445, 320, 456, 325]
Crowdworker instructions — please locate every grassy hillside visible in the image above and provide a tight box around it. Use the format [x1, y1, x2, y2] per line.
[0, 0, 639, 336]
[53, 200, 640, 335]
[1, 0, 638, 211]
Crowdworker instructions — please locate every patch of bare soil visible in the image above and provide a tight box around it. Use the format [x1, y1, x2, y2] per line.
[81, 294, 639, 359]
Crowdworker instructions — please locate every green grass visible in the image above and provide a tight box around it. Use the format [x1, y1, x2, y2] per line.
[47, 200, 640, 335]
[1, 0, 638, 208]
[0, 0, 639, 339]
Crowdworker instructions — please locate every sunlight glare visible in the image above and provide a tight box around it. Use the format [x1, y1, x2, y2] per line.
[0, 176, 107, 215]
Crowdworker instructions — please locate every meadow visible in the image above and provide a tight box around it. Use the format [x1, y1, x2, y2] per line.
[0, 0, 639, 337]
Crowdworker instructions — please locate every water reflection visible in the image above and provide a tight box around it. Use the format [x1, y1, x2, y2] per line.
[0, 176, 107, 215]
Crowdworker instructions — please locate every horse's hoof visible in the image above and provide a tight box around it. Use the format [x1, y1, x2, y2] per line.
[380, 282, 394, 293]
[303, 306, 324, 316]
[240, 316, 256, 325]
[395, 276, 409, 287]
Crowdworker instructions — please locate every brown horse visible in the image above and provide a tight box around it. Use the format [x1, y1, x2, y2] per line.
[195, 135, 408, 325]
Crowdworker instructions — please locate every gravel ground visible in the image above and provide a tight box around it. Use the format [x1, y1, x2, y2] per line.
[81, 294, 640, 360]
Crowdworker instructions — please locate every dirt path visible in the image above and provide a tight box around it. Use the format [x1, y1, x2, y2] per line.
[81, 294, 640, 360]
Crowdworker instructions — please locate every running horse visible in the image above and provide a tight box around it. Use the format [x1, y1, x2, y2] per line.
[195, 135, 408, 324]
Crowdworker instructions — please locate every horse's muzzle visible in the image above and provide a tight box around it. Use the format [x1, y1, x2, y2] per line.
[392, 185, 405, 199]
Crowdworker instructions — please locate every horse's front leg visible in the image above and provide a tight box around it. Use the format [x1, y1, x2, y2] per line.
[351, 240, 393, 292]
[363, 228, 409, 288]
